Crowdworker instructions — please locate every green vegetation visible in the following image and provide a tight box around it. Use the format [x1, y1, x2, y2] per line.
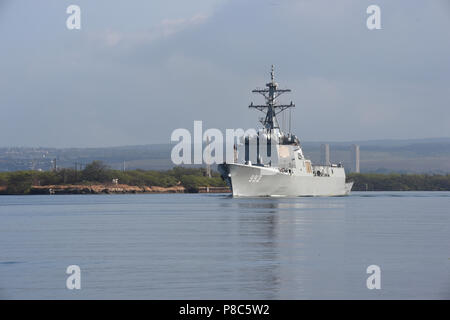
[0, 161, 226, 194]
[347, 173, 450, 191]
[1, 162, 449, 194]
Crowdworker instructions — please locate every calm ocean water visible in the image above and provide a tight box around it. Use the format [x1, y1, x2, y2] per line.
[0, 192, 449, 299]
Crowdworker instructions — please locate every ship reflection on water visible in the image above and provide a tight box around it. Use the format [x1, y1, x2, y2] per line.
[217, 196, 348, 299]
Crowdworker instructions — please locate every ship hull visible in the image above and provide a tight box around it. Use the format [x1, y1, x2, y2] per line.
[219, 163, 352, 197]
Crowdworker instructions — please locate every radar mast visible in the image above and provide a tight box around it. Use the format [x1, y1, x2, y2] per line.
[249, 65, 295, 131]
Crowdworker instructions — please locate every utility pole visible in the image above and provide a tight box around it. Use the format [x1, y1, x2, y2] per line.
[51, 158, 57, 172]
[74, 162, 79, 181]
[31, 159, 37, 171]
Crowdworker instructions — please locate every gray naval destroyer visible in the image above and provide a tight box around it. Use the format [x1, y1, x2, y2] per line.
[218, 66, 353, 197]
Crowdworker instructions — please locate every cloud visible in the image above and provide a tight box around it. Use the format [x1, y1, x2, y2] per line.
[160, 14, 208, 36]
[1, 0, 449, 147]
[92, 13, 209, 49]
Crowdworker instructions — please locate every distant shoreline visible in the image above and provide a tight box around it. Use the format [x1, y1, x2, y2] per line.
[2, 184, 450, 195]
[0, 163, 229, 195]
[0, 184, 230, 195]
[1, 164, 449, 194]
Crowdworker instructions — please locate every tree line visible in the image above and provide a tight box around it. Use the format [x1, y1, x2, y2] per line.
[1, 162, 449, 194]
[347, 173, 450, 191]
[0, 161, 226, 194]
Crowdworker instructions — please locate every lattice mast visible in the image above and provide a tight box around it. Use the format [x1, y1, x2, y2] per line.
[249, 65, 295, 131]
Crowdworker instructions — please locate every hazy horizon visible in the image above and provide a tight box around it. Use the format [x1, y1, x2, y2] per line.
[1, 0, 450, 148]
[2, 136, 450, 150]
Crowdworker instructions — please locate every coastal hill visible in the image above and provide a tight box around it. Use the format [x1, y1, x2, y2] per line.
[1, 138, 450, 174]
[0, 138, 450, 174]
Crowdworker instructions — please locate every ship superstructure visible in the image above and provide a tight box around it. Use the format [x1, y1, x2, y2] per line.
[218, 66, 353, 197]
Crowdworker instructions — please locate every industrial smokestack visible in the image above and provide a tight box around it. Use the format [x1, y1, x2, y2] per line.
[320, 144, 330, 165]
[351, 144, 360, 173]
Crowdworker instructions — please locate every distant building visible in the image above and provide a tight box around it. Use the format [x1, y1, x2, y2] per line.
[351, 144, 360, 173]
[320, 144, 330, 165]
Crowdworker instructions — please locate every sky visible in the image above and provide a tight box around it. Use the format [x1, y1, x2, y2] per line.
[1, 0, 449, 147]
